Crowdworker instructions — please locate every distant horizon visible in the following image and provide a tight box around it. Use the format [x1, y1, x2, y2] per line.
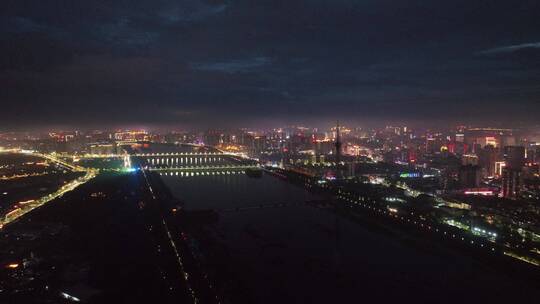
[2, 120, 540, 134]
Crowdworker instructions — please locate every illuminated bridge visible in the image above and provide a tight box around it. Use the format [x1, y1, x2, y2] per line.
[79, 152, 235, 159]
[156, 167, 257, 177]
[130, 151, 259, 174]
[139, 154, 237, 168]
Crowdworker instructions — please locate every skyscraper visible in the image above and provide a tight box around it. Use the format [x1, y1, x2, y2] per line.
[459, 165, 482, 188]
[478, 145, 500, 177]
[502, 168, 521, 199]
[504, 146, 525, 169]
[335, 121, 344, 178]
[502, 146, 525, 198]
[335, 121, 342, 165]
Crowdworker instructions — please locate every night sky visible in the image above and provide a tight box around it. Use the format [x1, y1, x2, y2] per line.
[2, 1, 540, 129]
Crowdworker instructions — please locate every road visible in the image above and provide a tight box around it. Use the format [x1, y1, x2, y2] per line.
[0, 151, 97, 229]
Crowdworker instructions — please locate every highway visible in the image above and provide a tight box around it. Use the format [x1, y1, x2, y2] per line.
[0, 151, 97, 229]
[0, 170, 96, 229]
[33, 151, 87, 172]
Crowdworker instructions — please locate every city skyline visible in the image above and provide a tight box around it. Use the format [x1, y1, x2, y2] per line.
[1, 122, 540, 303]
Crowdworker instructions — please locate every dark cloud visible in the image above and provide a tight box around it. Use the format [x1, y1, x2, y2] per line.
[192, 57, 271, 73]
[1, 0, 540, 128]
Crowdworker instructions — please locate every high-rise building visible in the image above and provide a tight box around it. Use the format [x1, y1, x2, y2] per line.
[335, 121, 342, 164]
[502, 168, 522, 199]
[459, 165, 482, 188]
[525, 147, 537, 164]
[335, 121, 344, 178]
[347, 162, 356, 177]
[425, 136, 439, 154]
[495, 161, 506, 177]
[501, 146, 525, 198]
[203, 130, 223, 146]
[504, 146, 525, 169]
[478, 145, 499, 177]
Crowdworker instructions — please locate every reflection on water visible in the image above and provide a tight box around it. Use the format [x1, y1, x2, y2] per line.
[162, 174, 316, 210]
[160, 173, 538, 303]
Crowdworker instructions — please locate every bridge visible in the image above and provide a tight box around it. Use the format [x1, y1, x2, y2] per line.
[139, 155, 235, 167]
[70, 152, 257, 175]
[71, 145, 257, 174]
[76, 151, 237, 159]
[151, 164, 258, 173]
[134, 152, 235, 157]
[130, 151, 257, 174]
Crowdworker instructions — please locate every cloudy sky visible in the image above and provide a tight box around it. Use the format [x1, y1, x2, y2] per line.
[1, 0, 540, 128]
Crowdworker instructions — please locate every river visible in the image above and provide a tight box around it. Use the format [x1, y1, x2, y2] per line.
[160, 172, 539, 303]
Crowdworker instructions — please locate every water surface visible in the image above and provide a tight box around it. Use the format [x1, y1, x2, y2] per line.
[161, 173, 539, 303]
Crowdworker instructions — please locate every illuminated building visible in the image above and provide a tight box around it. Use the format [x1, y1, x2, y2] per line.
[495, 161, 506, 177]
[114, 130, 148, 142]
[314, 139, 333, 155]
[334, 121, 344, 178]
[400, 172, 422, 178]
[407, 149, 417, 163]
[478, 145, 500, 177]
[463, 188, 495, 196]
[501, 146, 525, 198]
[426, 136, 436, 153]
[462, 154, 479, 166]
[447, 141, 469, 155]
[385, 126, 401, 135]
[203, 130, 223, 146]
[502, 168, 522, 198]
[485, 136, 498, 147]
[525, 147, 537, 164]
[49, 132, 78, 142]
[345, 144, 362, 156]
